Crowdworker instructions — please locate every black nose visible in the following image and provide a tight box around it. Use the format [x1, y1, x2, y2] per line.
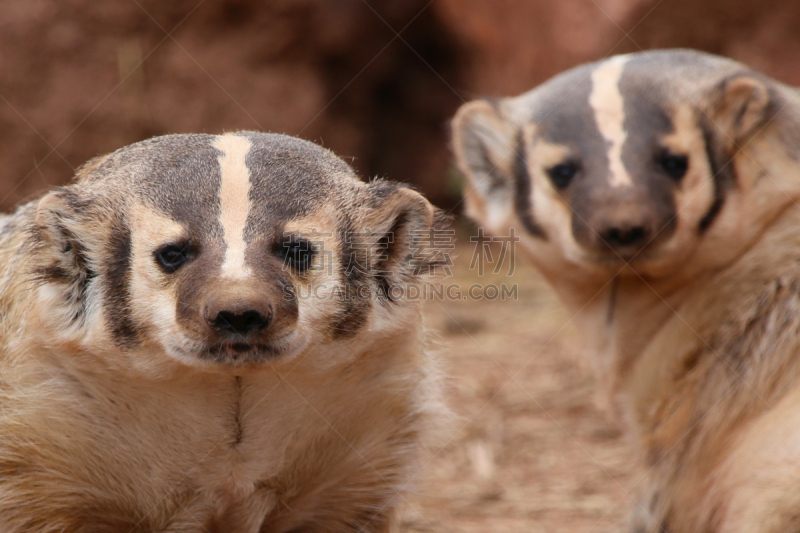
[211, 309, 271, 335]
[600, 224, 649, 247]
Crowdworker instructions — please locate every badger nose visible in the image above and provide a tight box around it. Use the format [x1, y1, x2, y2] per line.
[572, 197, 676, 256]
[600, 222, 649, 247]
[210, 309, 272, 335]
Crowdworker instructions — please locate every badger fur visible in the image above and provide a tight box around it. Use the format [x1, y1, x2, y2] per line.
[0, 132, 446, 532]
[453, 50, 800, 532]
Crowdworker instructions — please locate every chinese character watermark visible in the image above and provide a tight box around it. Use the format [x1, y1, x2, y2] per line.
[469, 227, 519, 276]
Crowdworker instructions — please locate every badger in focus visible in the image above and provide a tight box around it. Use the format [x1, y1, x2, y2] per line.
[453, 49, 800, 532]
[0, 132, 445, 532]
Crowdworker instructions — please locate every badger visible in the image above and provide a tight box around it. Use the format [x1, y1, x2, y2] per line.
[0, 132, 445, 532]
[452, 49, 800, 532]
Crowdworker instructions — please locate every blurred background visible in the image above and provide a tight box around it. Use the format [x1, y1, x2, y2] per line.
[4, 0, 800, 211]
[3, 1, 799, 531]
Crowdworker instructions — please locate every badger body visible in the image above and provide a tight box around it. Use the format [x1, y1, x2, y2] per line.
[453, 50, 800, 532]
[0, 132, 444, 532]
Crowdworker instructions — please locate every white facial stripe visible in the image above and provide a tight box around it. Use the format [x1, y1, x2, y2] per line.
[213, 134, 254, 278]
[590, 55, 633, 188]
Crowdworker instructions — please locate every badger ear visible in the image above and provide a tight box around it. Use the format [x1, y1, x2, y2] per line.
[710, 74, 773, 149]
[34, 188, 97, 313]
[452, 99, 520, 230]
[361, 182, 448, 292]
[36, 187, 91, 250]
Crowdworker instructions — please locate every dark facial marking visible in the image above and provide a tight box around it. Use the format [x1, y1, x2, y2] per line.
[173, 247, 224, 338]
[513, 136, 547, 239]
[103, 218, 140, 347]
[698, 121, 734, 233]
[135, 137, 225, 241]
[531, 64, 613, 241]
[619, 79, 676, 185]
[330, 213, 371, 339]
[94, 133, 375, 344]
[243, 133, 342, 244]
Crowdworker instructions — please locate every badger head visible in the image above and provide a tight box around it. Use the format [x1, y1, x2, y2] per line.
[452, 50, 800, 281]
[31, 132, 440, 375]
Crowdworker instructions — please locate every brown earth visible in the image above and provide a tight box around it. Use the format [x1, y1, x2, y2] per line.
[398, 233, 633, 533]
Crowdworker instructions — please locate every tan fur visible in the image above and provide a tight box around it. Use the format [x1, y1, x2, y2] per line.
[0, 132, 447, 532]
[453, 50, 800, 531]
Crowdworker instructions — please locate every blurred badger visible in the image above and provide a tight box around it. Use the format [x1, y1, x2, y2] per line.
[0, 132, 445, 532]
[452, 50, 800, 532]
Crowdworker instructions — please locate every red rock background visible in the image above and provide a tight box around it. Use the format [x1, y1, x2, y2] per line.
[3, 0, 800, 211]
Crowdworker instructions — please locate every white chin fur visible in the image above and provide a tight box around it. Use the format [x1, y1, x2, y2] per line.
[163, 330, 310, 371]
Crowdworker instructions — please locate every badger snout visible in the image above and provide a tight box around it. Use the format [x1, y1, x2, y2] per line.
[184, 278, 299, 362]
[572, 199, 676, 258]
[593, 203, 654, 250]
[600, 222, 649, 248]
[205, 301, 273, 337]
[200, 291, 291, 342]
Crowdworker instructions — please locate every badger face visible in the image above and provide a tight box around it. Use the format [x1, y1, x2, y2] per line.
[453, 50, 777, 278]
[32, 132, 438, 373]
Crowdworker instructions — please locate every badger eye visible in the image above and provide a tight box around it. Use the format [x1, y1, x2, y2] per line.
[659, 153, 689, 181]
[278, 237, 314, 272]
[546, 162, 579, 189]
[154, 244, 192, 273]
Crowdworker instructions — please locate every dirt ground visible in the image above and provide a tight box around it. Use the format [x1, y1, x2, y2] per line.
[397, 234, 634, 533]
